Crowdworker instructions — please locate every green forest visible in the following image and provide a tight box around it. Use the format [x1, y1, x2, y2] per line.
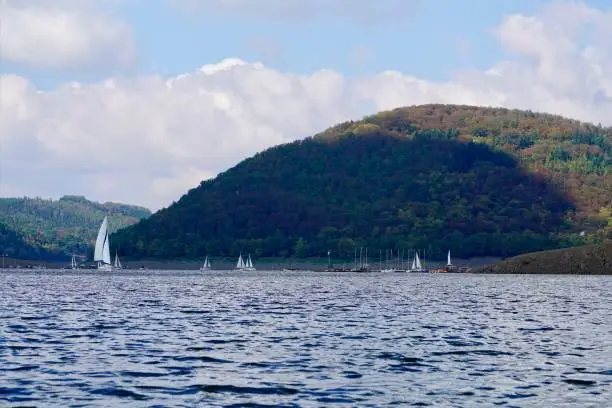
[0, 223, 58, 260]
[0, 195, 151, 259]
[112, 104, 612, 261]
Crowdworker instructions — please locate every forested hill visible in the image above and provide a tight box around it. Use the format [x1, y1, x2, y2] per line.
[0, 223, 58, 261]
[0, 195, 151, 258]
[112, 104, 612, 260]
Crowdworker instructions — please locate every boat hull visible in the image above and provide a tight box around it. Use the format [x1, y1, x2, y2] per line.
[97, 263, 113, 272]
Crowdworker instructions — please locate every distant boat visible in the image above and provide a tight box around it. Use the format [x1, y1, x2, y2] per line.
[444, 250, 461, 272]
[235, 253, 255, 271]
[244, 254, 256, 271]
[235, 254, 246, 271]
[94, 216, 113, 272]
[408, 251, 428, 273]
[114, 251, 122, 270]
[71, 254, 78, 270]
[200, 256, 211, 271]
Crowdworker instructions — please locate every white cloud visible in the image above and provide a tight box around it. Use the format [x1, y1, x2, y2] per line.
[1, 1, 611, 211]
[0, 0, 135, 69]
[0, 61, 362, 209]
[172, 0, 422, 22]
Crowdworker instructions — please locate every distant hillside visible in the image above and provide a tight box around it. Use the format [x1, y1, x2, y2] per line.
[113, 104, 612, 261]
[473, 241, 612, 274]
[0, 223, 59, 261]
[0, 195, 151, 258]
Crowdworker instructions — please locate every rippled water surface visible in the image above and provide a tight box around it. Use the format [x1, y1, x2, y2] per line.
[0, 270, 610, 407]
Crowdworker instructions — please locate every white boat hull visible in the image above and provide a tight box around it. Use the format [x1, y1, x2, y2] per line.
[97, 262, 113, 272]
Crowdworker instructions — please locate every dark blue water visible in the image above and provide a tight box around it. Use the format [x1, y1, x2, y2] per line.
[0, 270, 610, 407]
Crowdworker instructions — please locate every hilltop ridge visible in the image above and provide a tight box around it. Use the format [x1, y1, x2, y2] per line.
[112, 104, 611, 260]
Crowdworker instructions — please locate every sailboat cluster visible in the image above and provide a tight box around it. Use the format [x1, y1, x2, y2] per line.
[89, 216, 461, 273]
[199, 254, 256, 271]
[91, 216, 256, 272]
[235, 254, 256, 272]
[348, 247, 458, 273]
[378, 250, 427, 272]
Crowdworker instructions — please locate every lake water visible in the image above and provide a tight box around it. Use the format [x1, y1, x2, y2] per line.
[0, 270, 610, 407]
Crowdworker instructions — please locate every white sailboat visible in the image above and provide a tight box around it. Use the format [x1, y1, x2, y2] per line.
[444, 249, 460, 272]
[235, 254, 246, 271]
[244, 254, 256, 271]
[71, 254, 78, 270]
[409, 251, 428, 273]
[200, 256, 211, 271]
[114, 251, 122, 270]
[94, 216, 113, 271]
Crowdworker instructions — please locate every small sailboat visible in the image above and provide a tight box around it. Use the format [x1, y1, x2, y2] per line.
[71, 254, 78, 270]
[244, 254, 256, 271]
[114, 251, 122, 270]
[408, 251, 428, 273]
[235, 254, 246, 271]
[200, 256, 211, 271]
[94, 216, 113, 271]
[444, 250, 460, 272]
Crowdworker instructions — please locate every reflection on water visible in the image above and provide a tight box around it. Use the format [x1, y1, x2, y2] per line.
[0, 270, 610, 407]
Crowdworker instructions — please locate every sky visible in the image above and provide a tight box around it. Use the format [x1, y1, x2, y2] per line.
[1, 0, 611, 211]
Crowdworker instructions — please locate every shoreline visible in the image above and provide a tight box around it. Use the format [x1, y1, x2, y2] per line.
[0, 256, 501, 271]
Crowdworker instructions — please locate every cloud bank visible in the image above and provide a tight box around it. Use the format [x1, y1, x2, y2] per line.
[0, 2, 611, 210]
[0, 0, 135, 69]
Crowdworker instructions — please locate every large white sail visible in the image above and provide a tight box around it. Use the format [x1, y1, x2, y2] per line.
[236, 254, 244, 269]
[94, 216, 113, 271]
[94, 217, 108, 261]
[447, 250, 452, 266]
[415, 252, 422, 269]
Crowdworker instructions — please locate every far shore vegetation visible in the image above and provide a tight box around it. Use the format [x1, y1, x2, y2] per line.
[2, 105, 611, 268]
[473, 241, 612, 275]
